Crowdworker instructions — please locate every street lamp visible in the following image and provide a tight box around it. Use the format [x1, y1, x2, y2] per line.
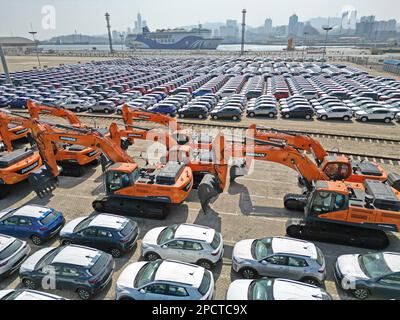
[302, 32, 309, 60]
[29, 31, 41, 69]
[322, 26, 333, 61]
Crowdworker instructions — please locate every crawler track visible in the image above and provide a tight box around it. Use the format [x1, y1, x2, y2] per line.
[12, 110, 400, 166]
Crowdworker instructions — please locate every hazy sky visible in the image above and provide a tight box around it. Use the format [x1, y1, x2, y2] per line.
[1, 0, 399, 40]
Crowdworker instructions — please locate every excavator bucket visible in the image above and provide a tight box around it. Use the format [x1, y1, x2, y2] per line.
[198, 174, 223, 213]
[28, 166, 59, 198]
[229, 160, 249, 182]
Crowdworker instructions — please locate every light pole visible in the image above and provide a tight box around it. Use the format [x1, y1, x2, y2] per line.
[119, 33, 124, 57]
[29, 31, 41, 69]
[302, 32, 309, 60]
[241, 9, 247, 55]
[105, 13, 114, 53]
[0, 44, 12, 84]
[322, 26, 333, 61]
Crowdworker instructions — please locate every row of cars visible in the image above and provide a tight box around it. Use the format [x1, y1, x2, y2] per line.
[1, 203, 400, 300]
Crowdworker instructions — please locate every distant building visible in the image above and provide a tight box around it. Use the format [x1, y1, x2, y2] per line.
[219, 20, 239, 42]
[355, 16, 398, 40]
[133, 12, 146, 34]
[112, 30, 119, 40]
[288, 14, 299, 36]
[264, 18, 273, 35]
[0, 36, 34, 54]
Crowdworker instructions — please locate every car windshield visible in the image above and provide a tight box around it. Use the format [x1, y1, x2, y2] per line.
[0, 239, 23, 260]
[358, 253, 392, 278]
[157, 224, 178, 244]
[36, 248, 59, 270]
[210, 232, 221, 250]
[89, 253, 108, 275]
[198, 270, 211, 296]
[252, 237, 273, 260]
[135, 260, 162, 288]
[74, 217, 94, 232]
[249, 279, 273, 300]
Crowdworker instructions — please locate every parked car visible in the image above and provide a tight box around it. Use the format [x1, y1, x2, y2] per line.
[61, 99, 88, 112]
[148, 103, 177, 116]
[141, 223, 223, 269]
[316, 106, 353, 121]
[355, 108, 395, 123]
[0, 234, 30, 277]
[231, 236, 326, 285]
[247, 104, 277, 118]
[178, 105, 209, 119]
[280, 105, 314, 120]
[19, 245, 115, 300]
[89, 100, 115, 114]
[226, 278, 332, 300]
[334, 252, 400, 299]
[0, 289, 67, 300]
[210, 107, 242, 121]
[0, 205, 65, 246]
[115, 260, 215, 300]
[59, 213, 139, 258]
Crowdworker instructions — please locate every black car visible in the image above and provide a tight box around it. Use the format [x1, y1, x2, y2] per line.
[210, 107, 242, 120]
[280, 105, 314, 119]
[19, 245, 115, 300]
[178, 105, 208, 119]
[59, 214, 139, 258]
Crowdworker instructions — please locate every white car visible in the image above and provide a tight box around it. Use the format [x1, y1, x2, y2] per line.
[88, 100, 115, 114]
[141, 223, 224, 269]
[355, 108, 395, 123]
[0, 289, 66, 300]
[115, 260, 215, 300]
[316, 106, 353, 121]
[0, 234, 30, 276]
[61, 99, 87, 112]
[226, 278, 332, 300]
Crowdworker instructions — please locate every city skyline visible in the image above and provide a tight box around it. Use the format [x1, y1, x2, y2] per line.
[1, 0, 400, 40]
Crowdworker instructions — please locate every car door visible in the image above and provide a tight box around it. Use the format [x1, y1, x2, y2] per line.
[165, 284, 190, 300]
[140, 282, 168, 300]
[0, 216, 20, 237]
[161, 240, 186, 261]
[287, 256, 310, 281]
[57, 265, 81, 291]
[96, 228, 114, 251]
[17, 217, 34, 238]
[260, 255, 289, 278]
[370, 273, 400, 299]
[182, 241, 204, 263]
[78, 227, 98, 247]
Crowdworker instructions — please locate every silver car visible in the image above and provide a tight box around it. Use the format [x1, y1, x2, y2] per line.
[247, 104, 277, 118]
[0, 234, 30, 276]
[226, 278, 332, 300]
[141, 223, 224, 269]
[115, 260, 215, 300]
[232, 236, 326, 285]
[316, 106, 353, 120]
[88, 100, 115, 114]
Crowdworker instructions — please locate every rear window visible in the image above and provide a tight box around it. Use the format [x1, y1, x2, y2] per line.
[0, 239, 23, 260]
[40, 211, 58, 225]
[89, 253, 108, 275]
[120, 221, 134, 237]
[210, 232, 221, 250]
[198, 270, 211, 296]
[316, 247, 324, 266]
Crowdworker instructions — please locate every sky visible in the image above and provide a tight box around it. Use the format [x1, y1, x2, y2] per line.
[0, 0, 399, 40]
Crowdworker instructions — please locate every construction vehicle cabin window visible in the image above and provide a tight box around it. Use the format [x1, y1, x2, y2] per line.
[311, 191, 347, 215]
[106, 169, 139, 193]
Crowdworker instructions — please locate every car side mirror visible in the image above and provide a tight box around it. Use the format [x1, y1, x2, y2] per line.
[139, 289, 146, 294]
[261, 260, 268, 265]
[161, 245, 167, 249]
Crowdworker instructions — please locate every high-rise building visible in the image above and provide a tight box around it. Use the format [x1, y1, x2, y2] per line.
[264, 18, 273, 34]
[133, 12, 145, 34]
[288, 14, 299, 36]
[219, 20, 239, 42]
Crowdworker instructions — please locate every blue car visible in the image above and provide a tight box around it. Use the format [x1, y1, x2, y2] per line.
[0, 97, 10, 108]
[148, 103, 177, 116]
[9, 97, 29, 109]
[0, 205, 65, 246]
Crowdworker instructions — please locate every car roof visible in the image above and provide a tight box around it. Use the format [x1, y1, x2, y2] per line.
[271, 237, 317, 259]
[383, 253, 400, 272]
[11, 205, 51, 219]
[0, 234, 16, 252]
[174, 224, 215, 243]
[273, 279, 323, 300]
[52, 245, 101, 267]
[155, 260, 204, 287]
[88, 214, 127, 230]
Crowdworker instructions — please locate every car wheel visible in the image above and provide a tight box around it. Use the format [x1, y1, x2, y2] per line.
[22, 278, 37, 290]
[88, 108, 93, 113]
[321, 115, 328, 121]
[301, 277, 320, 286]
[268, 113, 275, 118]
[352, 287, 370, 300]
[361, 117, 368, 122]
[212, 115, 218, 120]
[110, 248, 122, 258]
[197, 259, 213, 270]
[232, 115, 239, 121]
[283, 114, 290, 119]
[61, 240, 71, 246]
[198, 114, 204, 119]
[384, 118, 391, 123]
[343, 116, 350, 121]
[104, 109, 110, 114]
[75, 107, 81, 112]
[248, 112, 255, 118]
[31, 235, 43, 246]
[305, 114, 312, 120]
[77, 288, 91, 300]
[145, 252, 161, 261]
[240, 267, 258, 279]
[117, 110, 122, 115]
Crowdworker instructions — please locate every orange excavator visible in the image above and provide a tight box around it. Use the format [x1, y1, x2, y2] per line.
[27, 118, 194, 219]
[0, 111, 43, 198]
[25, 100, 101, 176]
[0, 110, 31, 151]
[247, 124, 394, 185]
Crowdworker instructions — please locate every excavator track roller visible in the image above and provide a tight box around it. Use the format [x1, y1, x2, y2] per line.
[283, 193, 308, 211]
[387, 173, 400, 192]
[198, 174, 222, 213]
[28, 166, 59, 198]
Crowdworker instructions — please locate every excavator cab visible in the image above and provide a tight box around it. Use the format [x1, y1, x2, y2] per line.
[105, 163, 139, 194]
[304, 187, 348, 218]
[320, 161, 351, 181]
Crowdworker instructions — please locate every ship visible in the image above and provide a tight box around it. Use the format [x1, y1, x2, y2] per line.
[125, 25, 223, 50]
